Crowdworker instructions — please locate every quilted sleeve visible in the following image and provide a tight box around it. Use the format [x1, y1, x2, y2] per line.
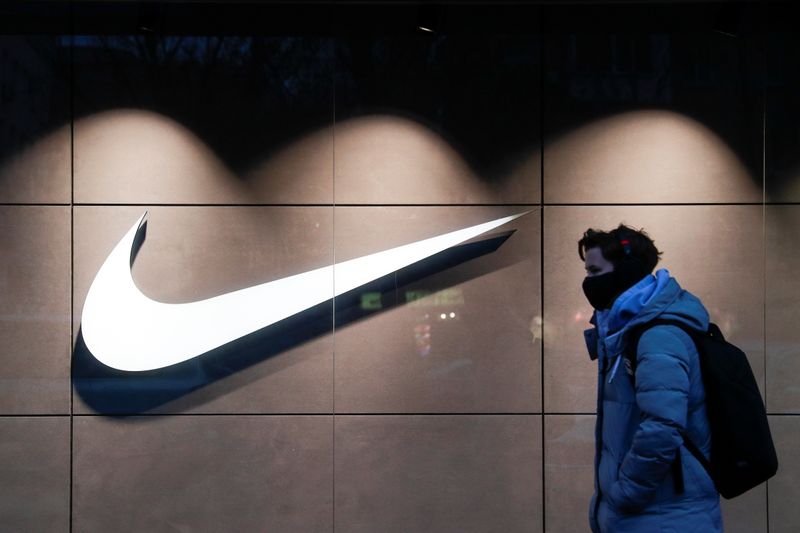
[607, 326, 690, 512]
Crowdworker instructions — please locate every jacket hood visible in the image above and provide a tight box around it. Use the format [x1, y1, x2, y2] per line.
[586, 268, 709, 360]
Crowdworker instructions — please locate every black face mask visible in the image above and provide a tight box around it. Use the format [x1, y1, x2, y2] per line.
[582, 272, 618, 310]
[582, 257, 649, 310]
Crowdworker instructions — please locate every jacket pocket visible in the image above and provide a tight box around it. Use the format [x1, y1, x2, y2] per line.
[682, 448, 717, 498]
[598, 456, 621, 497]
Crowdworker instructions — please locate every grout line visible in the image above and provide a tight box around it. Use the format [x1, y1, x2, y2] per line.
[762, 37, 768, 428]
[331, 31, 337, 533]
[67, 412, 558, 417]
[72, 413, 337, 417]
[535, 202, 769, 206]
[67, 202, 544, 208]
[761, 10, 770, 530]
[7, 201, 798, 209]
[331, 413, 547, 417]
[10, 410, 800, 416]
[541, 413, 601, 417]
[6, 202, 800, 207]
[20, 201, 790, 208]
[0, 414, 72, 418]
[0, 203, 72, 207]
[68, 4, 75, 531]
[333, 412, 548, 416]
[539, 10, 547, 533]
[0, 412, 666, 418]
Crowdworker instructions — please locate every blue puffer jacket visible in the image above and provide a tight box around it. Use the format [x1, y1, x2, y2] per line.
[584, 268, 722, 533]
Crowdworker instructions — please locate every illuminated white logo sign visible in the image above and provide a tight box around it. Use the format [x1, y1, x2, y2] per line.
[81, 211, 526, 371]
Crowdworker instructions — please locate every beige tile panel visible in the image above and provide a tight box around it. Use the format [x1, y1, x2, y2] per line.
[768, 415, 800, 533]
[765, 29, 800, 204]
[72, 206, 334, 414]
[0, 36, 71, 204]
[0, 206, 71, 414]
[334, 206, 540, 413]
[0, 417, 70, 531]
[73, 415, 334, 532]
[74, 109, 333, 204]
[766, 206, 800, 413]
[544, 110, 761, 204]
[544, 205, 764, 413]
[544, 414, 595, 533]
[244, 125, 334, 204]
[721, 484, 767, 533]
[335, 414, 542, 533]
[334, 115, 541, 204]
[0, 125, 71, 203]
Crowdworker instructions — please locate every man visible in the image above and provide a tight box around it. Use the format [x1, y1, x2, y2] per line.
[579, 224, 722, 532]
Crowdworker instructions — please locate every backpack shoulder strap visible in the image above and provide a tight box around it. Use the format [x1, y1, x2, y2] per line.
[623, 318, 700, 374]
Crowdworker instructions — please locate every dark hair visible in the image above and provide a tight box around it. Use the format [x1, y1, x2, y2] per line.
[578, 223, 663, 274]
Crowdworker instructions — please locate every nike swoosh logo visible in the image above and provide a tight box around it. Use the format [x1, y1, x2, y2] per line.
[81, 211, 527, 371]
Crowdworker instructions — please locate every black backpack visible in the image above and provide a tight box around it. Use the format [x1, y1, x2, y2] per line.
[625, 319, 778, 499]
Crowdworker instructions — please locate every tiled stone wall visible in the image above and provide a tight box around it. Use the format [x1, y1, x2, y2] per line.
[0, 2, 797, 532]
